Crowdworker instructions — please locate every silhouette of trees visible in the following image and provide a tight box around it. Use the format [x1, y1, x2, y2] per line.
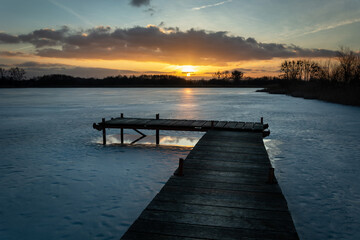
[281, 59, 337, 81]
[0, 68, 7, 79]
[336, 47, 359, 84]
[212, 70, 231, 80]
[280, 47, 359, 85]
[231, 70, 244, 82]
[212, 70, 244, 83]
[8, 67, 26, 81]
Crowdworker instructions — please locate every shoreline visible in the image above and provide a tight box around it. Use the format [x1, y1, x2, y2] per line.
[258, 82, 360, 107]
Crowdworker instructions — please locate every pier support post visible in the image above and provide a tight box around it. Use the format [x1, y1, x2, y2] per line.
[120, 113, 124, 144]
[267, 167, 277, 184]
[102, 118, 106, 145]
[174, 158, 184, 176]
[156, 113, 160, 145]
[261, 117, 263, 124]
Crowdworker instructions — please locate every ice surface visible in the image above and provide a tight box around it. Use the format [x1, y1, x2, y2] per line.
[0, 88, 359, 240]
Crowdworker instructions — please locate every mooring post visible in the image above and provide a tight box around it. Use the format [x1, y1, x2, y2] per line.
[174, 158, 184, 176]
[102, 118, 106, 145]
[267, 167, 277, 184]
[156, 113, 160, 145]
[261, 117, 263, 124]
[120, 113, 124, 144]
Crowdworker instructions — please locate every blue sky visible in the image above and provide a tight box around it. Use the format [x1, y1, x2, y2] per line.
[0, 0, 359, 77]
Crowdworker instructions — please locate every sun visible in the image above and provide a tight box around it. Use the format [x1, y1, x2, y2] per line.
[180, 65, 196, 77]
[181, 65, 196, 73]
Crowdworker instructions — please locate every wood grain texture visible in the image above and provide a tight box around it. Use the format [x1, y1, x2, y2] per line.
[120, 130, 298, 239]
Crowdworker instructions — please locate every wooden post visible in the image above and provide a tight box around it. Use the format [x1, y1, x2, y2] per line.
[102, 118, 106, 145]
[211, 121, 214, 128]
[156, 113, 160, 145]
[174, 158, 184, 176]
[261, 117, 263, 124]
[120, 113, 124, 144]
[121, 128, 124, 144]
[267, 167, 277, 184]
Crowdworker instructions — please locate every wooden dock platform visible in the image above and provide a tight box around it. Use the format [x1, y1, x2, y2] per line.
[92, 116, 298, 239]
[93, 114, 270, 145]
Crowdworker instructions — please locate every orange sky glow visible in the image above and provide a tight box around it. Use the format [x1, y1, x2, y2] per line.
[1, 1, 358, 79]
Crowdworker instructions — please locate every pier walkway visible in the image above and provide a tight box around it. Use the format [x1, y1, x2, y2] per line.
[92, 116, 298, 239]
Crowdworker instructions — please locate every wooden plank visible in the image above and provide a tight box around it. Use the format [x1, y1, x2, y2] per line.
[223, 121, 238, 129]
[169, 170, 269, 183]
[201, 121, 219, 128]
[127, 220, 299, 240]
[154, 191, 288, 211]
[107, 118, 150, 125]
[186, 152, 270, 163]
[166, 177, 281, 193]
[159, 185, 286, 203]
[183, 157, 272, 168]
[243, 122, 255, 130]
[147, 200, 293, 221]
[138, 210, 297, 233]
[122, 231, 206, 240]
[170, 120, 194, 127]
[145, 119, 175, 126]
[214, 121, 227, 128]
[183, 158, 271, 169]
[234, 122, 245, 129]
[193, 145, 268, 156]
[253, 123, 264, 131]
[190, 120, 207, 127]
[184, 162, 269, 174]
[195, 139, 266, 150]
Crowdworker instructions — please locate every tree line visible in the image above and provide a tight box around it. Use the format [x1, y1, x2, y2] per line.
[0, 67, 26, 81]
[280, 47, 360, 85]
[260, 47, 360, 106]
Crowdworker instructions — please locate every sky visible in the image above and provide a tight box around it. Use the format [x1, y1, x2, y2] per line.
[0, 0, 359, 78]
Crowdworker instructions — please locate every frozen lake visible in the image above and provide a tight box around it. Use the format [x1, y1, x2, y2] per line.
[0, 88, 359, 240]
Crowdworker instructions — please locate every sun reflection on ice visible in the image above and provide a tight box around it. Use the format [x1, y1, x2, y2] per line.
[94, 134, 200, 147]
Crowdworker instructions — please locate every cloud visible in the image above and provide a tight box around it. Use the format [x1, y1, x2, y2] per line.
[130, 0, 150, 7]
[280, 17, 360, 41]
[0, 51, 25, 57]
[13, 61, 144, 78]
[0, 32, 20, 43]
[303, 17, 360, 36]
[192, 0, 232, 11]
[0, 26, 338, 65]
[50, 0, 94, 27]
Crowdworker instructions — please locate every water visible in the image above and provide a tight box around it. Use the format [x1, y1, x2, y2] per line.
[0, 88, 359, 240]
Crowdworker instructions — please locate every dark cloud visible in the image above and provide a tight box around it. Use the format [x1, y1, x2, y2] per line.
[0, 51, 25, 57]
[0, 33, 20, 43]
[13, 61, 143, 78]
[0, 26, 338, 65]
[130, 0, 150, 7]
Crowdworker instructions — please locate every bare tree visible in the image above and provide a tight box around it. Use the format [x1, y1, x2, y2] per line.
[213, 71, 222, 79]
[280, 60, 302, 80]
[336, 47, 357, 83]
[231, 70, 244, 82]
[8, 67, 26, 81]
[0, 68, 7, 79]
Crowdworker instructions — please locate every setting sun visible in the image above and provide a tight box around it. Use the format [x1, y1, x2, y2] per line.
[181, 65, 195, 73]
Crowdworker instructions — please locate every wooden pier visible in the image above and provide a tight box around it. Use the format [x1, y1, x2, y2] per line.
[92, 115, 298, 240]
[93, 114, 270, 145]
